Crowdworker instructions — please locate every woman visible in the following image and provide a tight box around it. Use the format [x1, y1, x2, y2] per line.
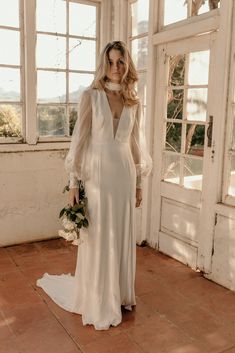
[37, 41, 152, 330]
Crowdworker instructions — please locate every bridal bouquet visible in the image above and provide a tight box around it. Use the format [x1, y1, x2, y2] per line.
[58, 180, 89, 246]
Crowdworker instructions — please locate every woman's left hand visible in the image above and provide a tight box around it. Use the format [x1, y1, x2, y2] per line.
[136, 188, 142, 207]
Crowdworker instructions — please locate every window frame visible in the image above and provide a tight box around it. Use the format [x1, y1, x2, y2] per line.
[37, 0, 100, 142]
[0, 0, 25, 144]
[0, 0, 102, 148]
[222, 13, 235, 207]
[162, 47, 210, 191]
[158, 0, 221, 30]
[127, 0, 149, 113]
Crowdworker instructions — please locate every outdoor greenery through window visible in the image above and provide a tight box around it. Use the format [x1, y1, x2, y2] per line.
[0, 0, 98, 143]
[163, 49, 210, 191]
[37, 0, 97, 137]
[0, 0, 22, 141]
[164, 0, 221, 27]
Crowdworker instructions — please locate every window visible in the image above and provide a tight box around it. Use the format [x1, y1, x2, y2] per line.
[36, 0, 98, 138]
[129, 0, 149, 113]
[0, 0, 23, 142]
[163, 0, 221, 27]
[163, 49, 210, 191]
[0, 0, 99, 144]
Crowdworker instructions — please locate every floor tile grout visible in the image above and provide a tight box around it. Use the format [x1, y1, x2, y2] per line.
[5, 245, 83, 353]
[220, 344, 235, 353]
[36, 290, 83, 352]
[2, 239, 235, 353]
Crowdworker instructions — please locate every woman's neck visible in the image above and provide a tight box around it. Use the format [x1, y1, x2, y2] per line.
[105, 81, 121, 92]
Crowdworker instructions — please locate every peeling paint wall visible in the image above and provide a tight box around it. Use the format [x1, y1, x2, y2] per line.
[0, 150, 69, 246]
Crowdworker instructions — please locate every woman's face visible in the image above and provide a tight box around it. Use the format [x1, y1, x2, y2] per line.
[106, 49, 125, 83]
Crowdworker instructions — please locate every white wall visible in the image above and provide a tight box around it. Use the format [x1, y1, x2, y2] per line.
[0, 150, 69, 246]
[205, 214, 235, 291]
[0, 148, 145, 247]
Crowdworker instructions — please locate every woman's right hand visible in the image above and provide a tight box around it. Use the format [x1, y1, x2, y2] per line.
[68, 188, 79, 206]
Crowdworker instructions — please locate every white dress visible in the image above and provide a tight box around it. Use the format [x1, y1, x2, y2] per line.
[36, 88, 152, 330]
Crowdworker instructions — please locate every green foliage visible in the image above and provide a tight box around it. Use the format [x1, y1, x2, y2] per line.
[69, 108, 77, 136]
[38, 106, 66, 136]
[167, 90, 183, 120]
[0, 105, 21, 137]
[170, 56, 185, 86]
[190, 125, 205, 146]
[166, 123, 182, 152]
[167, 54, 205, 155]
[59, 180, 89, 230]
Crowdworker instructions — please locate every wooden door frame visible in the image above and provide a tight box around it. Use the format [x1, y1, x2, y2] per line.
[147, 1, 233, 274]
[197, 1, 234, 273]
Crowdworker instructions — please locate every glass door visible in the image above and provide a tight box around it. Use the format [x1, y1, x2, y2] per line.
[163, 38, 211, 190]
[151, 32, 217, 272]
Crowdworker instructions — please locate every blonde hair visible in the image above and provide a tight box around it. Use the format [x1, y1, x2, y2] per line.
[91, 41, 139, 107]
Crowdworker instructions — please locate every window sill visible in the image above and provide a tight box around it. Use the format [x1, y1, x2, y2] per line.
[0, 141, 71, 153]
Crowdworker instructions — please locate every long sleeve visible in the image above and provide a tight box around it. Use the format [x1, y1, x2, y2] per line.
[64, 89, 92, 189]
[130, 102, 153, 188]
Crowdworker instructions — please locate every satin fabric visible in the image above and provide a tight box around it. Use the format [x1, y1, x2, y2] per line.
[36, 88, 151, 330]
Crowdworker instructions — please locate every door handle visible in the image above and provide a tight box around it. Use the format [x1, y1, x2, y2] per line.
[207, 115, 213, 147]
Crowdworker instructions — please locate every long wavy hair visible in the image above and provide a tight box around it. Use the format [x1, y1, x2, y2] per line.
[91, 41, 139, 107]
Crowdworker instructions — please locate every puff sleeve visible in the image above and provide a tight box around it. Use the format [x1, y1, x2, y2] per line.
[130, 103, 153, 188]
[64, 89, 92, 189]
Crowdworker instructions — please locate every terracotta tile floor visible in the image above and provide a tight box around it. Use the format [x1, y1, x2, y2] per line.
[1, 239, 235, 353]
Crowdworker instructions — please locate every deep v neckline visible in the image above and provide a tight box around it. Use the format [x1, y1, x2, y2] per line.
[103, 90, 125, 139]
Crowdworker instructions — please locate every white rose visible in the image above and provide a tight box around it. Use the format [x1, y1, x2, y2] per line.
[58, 229, 68, 239]
[62, 217, 75, 231]
[72, 238, 83, 246]
[66, 231, 77, 241]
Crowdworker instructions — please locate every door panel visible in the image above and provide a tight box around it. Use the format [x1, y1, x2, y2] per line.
[161, 198, 199, 243]
[151, 32, 217, 271]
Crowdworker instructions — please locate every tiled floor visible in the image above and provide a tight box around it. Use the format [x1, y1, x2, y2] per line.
[1, 239, 235, 353]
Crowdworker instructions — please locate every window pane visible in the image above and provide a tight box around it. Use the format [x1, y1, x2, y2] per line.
[0, 68, 20, 101]
[37, 71, 66, 103]
[163, 154, 180, 184]
[0, 29, 20, 65]
[131, 37, 148, 70]
[185, 124, 205, 157]
[188, 51, 210, 85]
[167, 89, 183, 120]
[0, 0, 19, 27]
[191, 0, 220, 16]
[69, 73, 93, 103]
[169, 55, 185, 86]
[0, 104, 21, 137]
[164, 0, 187, 26]
[69, 39, 96, 71]
[165, 122, 182, 152]
[131, 0, 149, 37]
[184, 157, 203, 190]
[137, 72, 147, 105]
[228, 156, 235, 197]
[37, 34, 66, 69]
[37, 0, 66, 34]
[38, 105, 66, 136]
[69, 2, 96, 37]
[186, 88, 208, 122]
[69, 105, 77, 136]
